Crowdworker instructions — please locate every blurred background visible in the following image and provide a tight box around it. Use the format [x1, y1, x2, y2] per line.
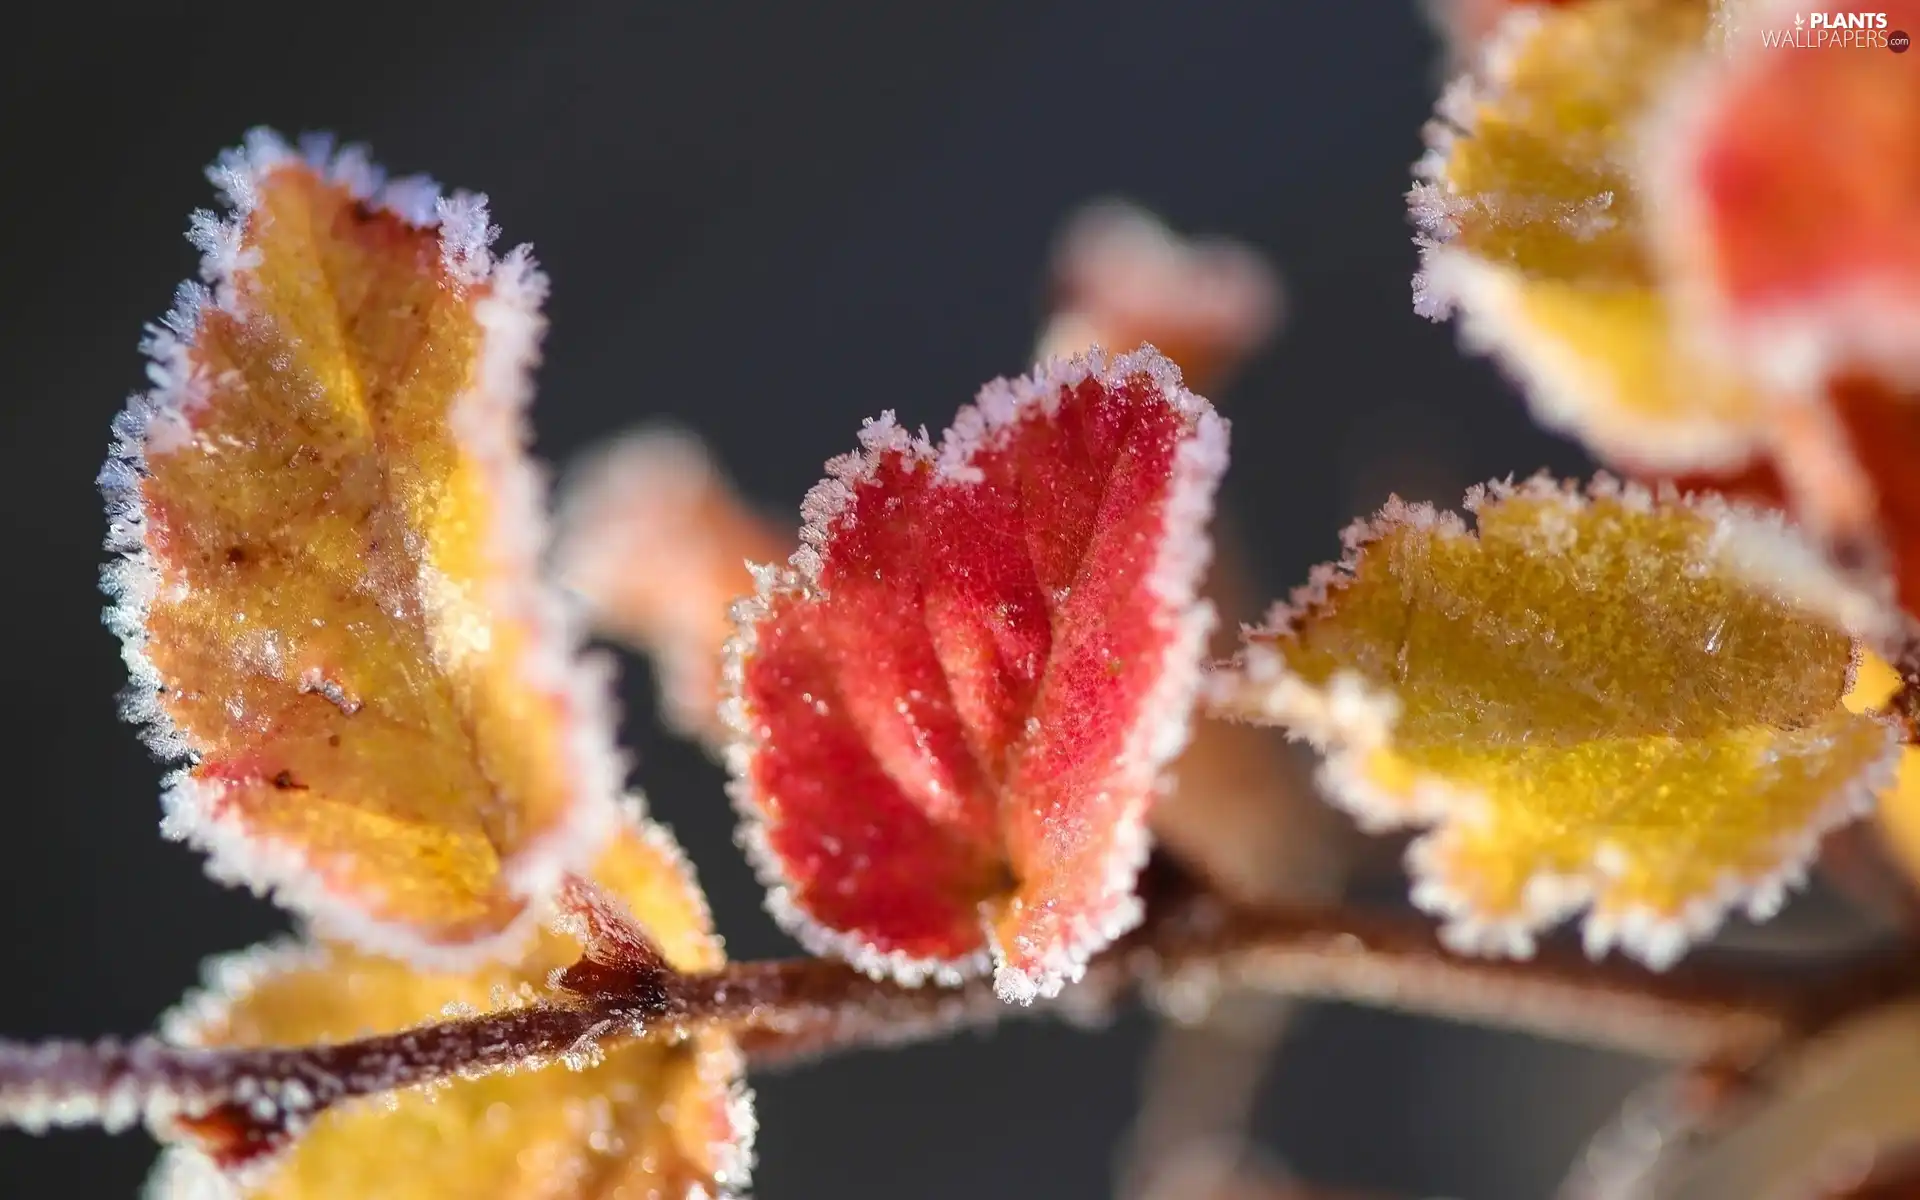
[0, 2, 1663, 1196]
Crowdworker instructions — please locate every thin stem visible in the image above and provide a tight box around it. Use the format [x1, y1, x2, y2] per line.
[1118, 992, 1303, 1200]
[0, 1004, 610, 1168]
[0, 891, 1810, 1158]
[1138, 899, 1793, 1061]
[701, 895, 1796, 1065]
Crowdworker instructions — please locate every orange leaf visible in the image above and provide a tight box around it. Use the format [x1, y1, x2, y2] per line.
[1645, 5, 1920, 621]
[1649, 0, 1920, 395]
[554, 430, 787, 744]
[1036, 201, 1282, 395]
[149, 801, 752, 1198]
[100, 131, 622, 963]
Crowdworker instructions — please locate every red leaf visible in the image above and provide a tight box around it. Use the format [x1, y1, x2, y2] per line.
[1827, 378, 1920, 616]
[726, 347, 1227, 1002]
[1639, 4, 1920, 627]
[1650, 0, 1920, 395]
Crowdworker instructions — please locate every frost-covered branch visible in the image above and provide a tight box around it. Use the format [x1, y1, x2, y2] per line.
[734, 891, 1797, 1067]
[0, 1004, 611, 1170]
[1138, 896, 1793, 1062]
[0, 885, 1805, 1162]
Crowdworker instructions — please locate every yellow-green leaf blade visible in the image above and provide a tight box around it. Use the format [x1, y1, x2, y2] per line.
[1220, 476, 1899, 967]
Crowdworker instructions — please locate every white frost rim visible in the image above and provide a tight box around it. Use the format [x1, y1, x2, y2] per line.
[1407, 5, 1764, 475]
[1640, 0, 1920, 399]
[145, 795, 754, 1197]
[1208, 472, 1900, 970]
[100, 128, 622, 970]
[721, 345, 1226, 1004]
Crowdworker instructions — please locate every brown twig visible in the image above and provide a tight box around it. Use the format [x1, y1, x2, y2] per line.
[0, 887, 1809, 1163]
[1557, 947, 1920, 1200]
[1135, 895, 1795, 1061]
[0, 1004, 613, 1169]
[1118, 992, 1304, 1200]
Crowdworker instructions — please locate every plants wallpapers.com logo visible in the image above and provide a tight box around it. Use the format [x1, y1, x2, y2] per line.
[1763, 12, 1912, 49]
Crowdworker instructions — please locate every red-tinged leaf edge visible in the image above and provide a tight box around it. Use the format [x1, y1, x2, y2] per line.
[1641, 0, 1920, 398]
[97, 129, 626, 966]
[722, 345, 1227, 1003]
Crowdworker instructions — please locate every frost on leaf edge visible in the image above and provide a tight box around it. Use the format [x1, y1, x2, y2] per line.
[719, 345, 1226, 1004]
[1406, 5, 1763, 475]
[144, 795, 757, 1199]
[1210, 472, 1898, 971]
[1636, 8, 1920, 397]
[98, 128, 625, 970]
[1037, 199, 1285, 378]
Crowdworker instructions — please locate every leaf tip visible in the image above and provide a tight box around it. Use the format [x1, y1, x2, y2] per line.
[1038, 200, 1283, 391]
[102, 131, 625, 964]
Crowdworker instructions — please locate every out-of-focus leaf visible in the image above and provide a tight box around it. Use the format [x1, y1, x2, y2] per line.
[150, 802, 752, 1199]
[1846, 649, 1920, 897]
[1562, 994, 1920, 1199]
[728, 347, 1226, 1002]
[1646, 3, 1920, 619]
[1036, 201, 1282, 396]
[554, 430, 787, 744]
[1214, 475, 1898, 968]
[1411, 0, 1766, 472]
[100, 131, 622, 962]
[1648, 0, 1920, 395]
[1426, 1, 1920, 628]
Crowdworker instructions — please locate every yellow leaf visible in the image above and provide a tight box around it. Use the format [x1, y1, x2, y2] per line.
[1412, 0, 1764, 471]
[1216, 475, 1899, 968]
[103, 133, 622, 962]
[1874, 753, 1920, 909]
[1845, 651, 1901, 715]
[1845, 651, 1920, 895]
[150, 801, 752, 1199]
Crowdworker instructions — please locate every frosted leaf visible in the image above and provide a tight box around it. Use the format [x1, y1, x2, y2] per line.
[1412, 0, 1768, 472]
[1646, 0, 1920, 396]
[727, 346, 1226, 1003]
[1421, 0, 1920, 629]
[1213, 475, 1900, 969]
[1037, 200, 1283, 394]
[553, 428, 787, 745]
[1641, 1, 1920, 622]
[100, 131, 623, 964]
[149, 801, 752, 1198]
[555, 416, 1313, 912]
[1421, 0, 1583, 65]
